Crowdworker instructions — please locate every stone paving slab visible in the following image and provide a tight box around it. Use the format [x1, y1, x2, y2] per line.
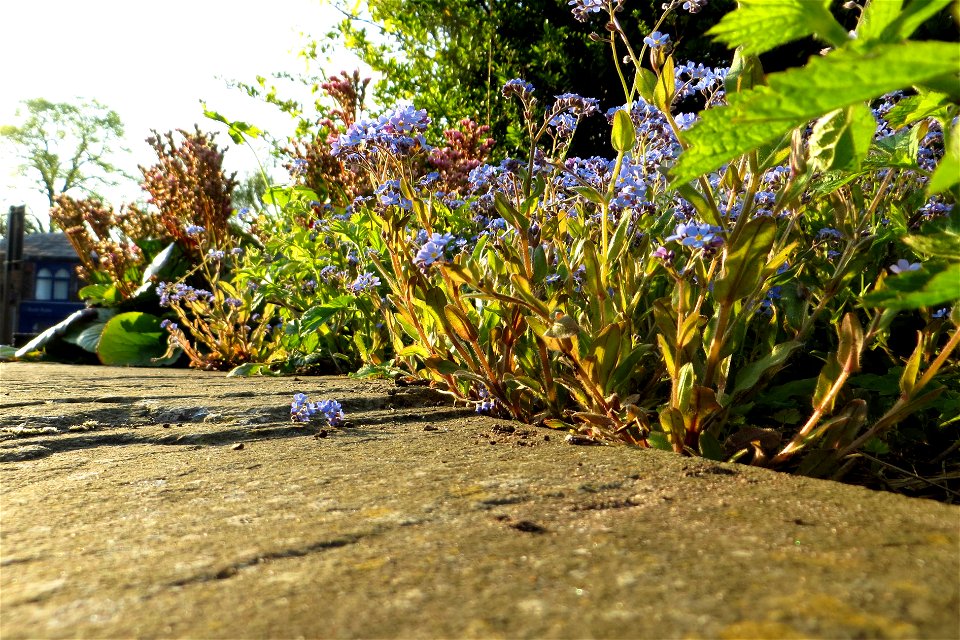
[1, 363, 958, 638]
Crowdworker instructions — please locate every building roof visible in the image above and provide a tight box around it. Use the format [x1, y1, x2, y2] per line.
[0, 232, 80, 262]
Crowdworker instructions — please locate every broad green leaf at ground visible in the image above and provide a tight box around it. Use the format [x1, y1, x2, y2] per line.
[97, 312, 175, 367]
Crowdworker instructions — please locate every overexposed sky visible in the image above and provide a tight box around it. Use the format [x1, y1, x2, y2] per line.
[0, 0, 364, 223]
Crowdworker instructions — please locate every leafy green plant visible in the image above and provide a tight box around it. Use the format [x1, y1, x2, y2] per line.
[311, 0, 958, 481]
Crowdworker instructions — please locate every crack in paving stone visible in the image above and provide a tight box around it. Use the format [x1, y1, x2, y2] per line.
[164, 531, 376, 588]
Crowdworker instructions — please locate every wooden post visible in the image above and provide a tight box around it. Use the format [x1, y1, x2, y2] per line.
[1, 205, 26, 346]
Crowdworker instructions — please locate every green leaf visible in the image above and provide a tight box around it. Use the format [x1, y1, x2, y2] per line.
[813, 353, 843, 414]
[899, 333, 923, 396]
[62, 309, 117, 353]
[15, 308, 97, 358]
[593, 322, 623, 387]
[836, 313, 864, 374]
[724, 47, 766, 95]
[855, 0, 903, 43]
[861, 261, 960, 309]
[397, 344, 430, 358]
[731, 340, 803, 398]
[902, 227, 960, 259]
[707, 0, 848, 56]
[611, 109, 636, 154]
[882, 91, 951, 129]
[78, 284, 116, 303]
[301, 296, 352, 332]
[571, 186, 608, 206]
[880, 0, 954, 41]
[647, 431, 673, 451]
[227, 363, 279, 377]
[424, 356, 460, 375]
[677, 362, 695, 413]
[674, 183, 722, 227]
[670, 41, 960, 186]
[494, 192, 529, 232]
[928, 120, 959, 194]
[653, 55, 676, 116]
[204, 105, 262, 143]
[699, 431, 725, 461]
[443, 304, 479, 342]
[131, 242, 180, 299]
[97, 312, 173, 367]
[634, 68, 658, 103]
[713, 216, 778, 304]
[808, 104, 877, 172]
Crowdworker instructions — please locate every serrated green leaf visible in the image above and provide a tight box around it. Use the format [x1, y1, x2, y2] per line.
[707, 0, 848, 56]
[883, 90, 951, 129]
[856, 0, 903, 43]
[808, 104, 877, 172]
[670, 41, 960, 186]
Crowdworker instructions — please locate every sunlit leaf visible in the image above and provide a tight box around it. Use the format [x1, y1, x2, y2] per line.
[707, 0, 848, 56]
[670, 41, 960, 185]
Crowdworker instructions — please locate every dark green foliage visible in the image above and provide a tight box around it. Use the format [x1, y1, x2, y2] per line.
[333, 0, 731, 156]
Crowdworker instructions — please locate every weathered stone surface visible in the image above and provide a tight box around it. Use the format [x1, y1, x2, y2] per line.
[1, 362, 958, 639]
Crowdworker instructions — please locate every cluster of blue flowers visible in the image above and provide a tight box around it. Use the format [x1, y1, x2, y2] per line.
[347, 272, 382, 294]
[290, 393, 345, 426]
[376, 180, 412, 210]
[332, 105, 431, 163]
[502, 78, 536, 100]
[414, 232, 456, 268]
[475, 387, 498, 414]
[664, 222, 725, 250]
[568, 0, 604, 21]
[674, 61, 727, 103]
[643, 31, 671, 49]
[157, 282, 214, 306]
[185, 224, 205, 236]
[548, 93, 601, 137]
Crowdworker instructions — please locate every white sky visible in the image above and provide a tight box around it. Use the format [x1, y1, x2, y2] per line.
[0, 0, 365, 225]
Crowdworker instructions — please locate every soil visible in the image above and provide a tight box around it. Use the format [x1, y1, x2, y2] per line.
[1, 362, 958, 639]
